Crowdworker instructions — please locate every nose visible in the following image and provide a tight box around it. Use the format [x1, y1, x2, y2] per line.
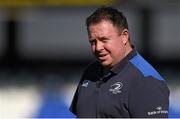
[95, 41, 104, 52]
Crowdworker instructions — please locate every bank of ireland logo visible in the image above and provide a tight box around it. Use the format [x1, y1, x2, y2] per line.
[147, 106, 168, 116]
[109, 82, 123, 94]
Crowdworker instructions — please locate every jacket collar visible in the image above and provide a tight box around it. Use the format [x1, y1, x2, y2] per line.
[110, 47, 137, 75]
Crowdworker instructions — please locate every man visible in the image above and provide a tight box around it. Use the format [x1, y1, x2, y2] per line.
[70, 6, 169, 118]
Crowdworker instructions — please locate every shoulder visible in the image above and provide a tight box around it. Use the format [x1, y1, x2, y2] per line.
[82, 60, 101, 76]
[79, 60, 101, 83]
[129, 52, 164, 81]
[125, 52, 169, 94]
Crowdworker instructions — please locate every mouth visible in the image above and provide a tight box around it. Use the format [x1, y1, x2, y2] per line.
[97, 53, 108, 61]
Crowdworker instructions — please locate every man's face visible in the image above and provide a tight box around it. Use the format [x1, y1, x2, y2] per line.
[88, 20, 128, 68]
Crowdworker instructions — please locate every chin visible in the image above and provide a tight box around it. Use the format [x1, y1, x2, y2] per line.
[101, 61, 111, 67]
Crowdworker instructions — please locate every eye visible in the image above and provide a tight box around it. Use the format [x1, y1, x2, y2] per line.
[89, 39, 96, 45]
[101, 37, 109, 43]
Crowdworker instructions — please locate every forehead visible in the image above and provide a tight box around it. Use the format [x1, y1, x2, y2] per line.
[88, 20, 119, 37]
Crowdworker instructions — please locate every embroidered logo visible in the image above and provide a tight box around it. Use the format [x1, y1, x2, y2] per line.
[109, 82, 123, 94]
[147, 106, 168, 116]
[81, 80, 90, 87]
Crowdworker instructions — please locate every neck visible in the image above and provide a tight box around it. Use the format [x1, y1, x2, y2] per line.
[125, 43, 133, 57]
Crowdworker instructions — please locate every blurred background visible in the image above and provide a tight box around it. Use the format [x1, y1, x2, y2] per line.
[0, 0, 179, 118]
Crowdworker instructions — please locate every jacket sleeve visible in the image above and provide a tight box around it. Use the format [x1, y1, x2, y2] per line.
[69, 70, 87, 116]
[128, 76, 170, 118]
[69, 86, 79, 116]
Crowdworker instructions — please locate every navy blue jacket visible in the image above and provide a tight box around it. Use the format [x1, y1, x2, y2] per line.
[70, 49, 170, 118]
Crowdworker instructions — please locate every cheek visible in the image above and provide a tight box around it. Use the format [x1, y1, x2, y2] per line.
[91, 45, 96, 53]
[103, 44, 111, 53]
[109, 42, 125, 55]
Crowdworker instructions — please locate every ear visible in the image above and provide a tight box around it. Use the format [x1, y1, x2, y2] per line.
[121, 29, 129, 45]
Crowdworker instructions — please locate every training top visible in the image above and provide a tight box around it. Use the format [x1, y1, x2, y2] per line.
[70, 49, 170, 118]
